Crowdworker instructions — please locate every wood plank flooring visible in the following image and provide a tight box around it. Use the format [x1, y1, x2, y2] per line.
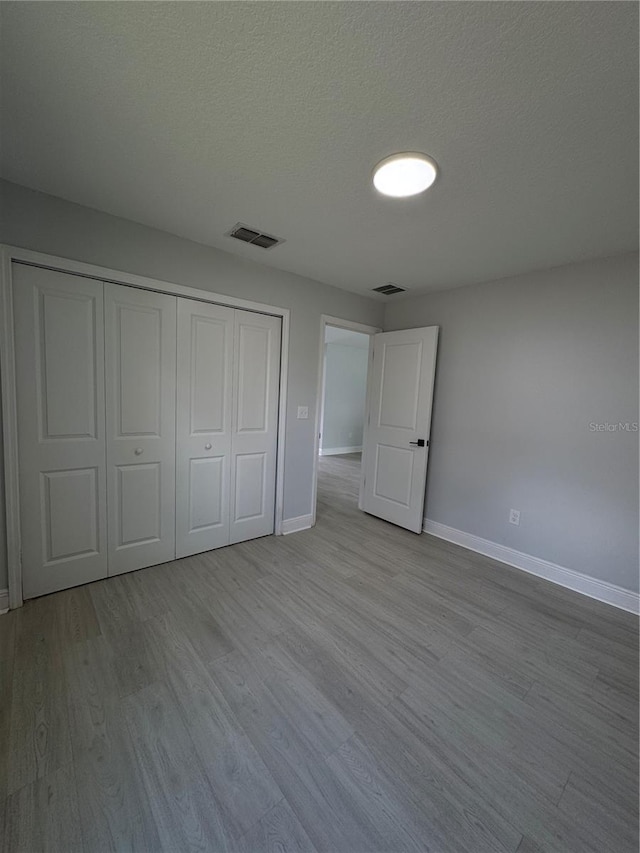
[1, 452, 638, 852]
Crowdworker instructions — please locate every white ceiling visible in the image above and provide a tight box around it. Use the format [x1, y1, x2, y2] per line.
[1, 2, 637, 297]
[325, 326, 370, 348]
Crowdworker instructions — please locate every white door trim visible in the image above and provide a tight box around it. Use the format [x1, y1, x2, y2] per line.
[311, 314, 380, 528]
[0, 243, 291, 609]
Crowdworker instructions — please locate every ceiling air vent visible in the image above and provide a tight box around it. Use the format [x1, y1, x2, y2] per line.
[372, 283, 406, 295]
[228, 223, 283, 249]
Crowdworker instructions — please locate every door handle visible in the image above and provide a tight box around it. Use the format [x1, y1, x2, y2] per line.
[204, 443, 212, 450]
[409, 439, 427, 447]
[134, 447, 144, 455]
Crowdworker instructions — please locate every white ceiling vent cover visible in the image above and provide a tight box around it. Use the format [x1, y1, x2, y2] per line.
[372, 283, 407, 295]
[227, 223, 284, 249]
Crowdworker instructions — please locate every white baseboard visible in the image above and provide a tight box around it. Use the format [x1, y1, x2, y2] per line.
[422, 519, 639, 615]
[0, 588, 8, 615]
[281, 514, 314, 535]
[319, 446, 362, 457]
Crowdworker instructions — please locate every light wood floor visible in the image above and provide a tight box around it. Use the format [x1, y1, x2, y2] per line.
[1, 452, 638, 852]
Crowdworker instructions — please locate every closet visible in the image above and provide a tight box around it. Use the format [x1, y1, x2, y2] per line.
[13, 263, 281, 599]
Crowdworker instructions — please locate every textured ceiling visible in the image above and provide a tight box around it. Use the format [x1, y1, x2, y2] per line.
[1, 2, 637, 296]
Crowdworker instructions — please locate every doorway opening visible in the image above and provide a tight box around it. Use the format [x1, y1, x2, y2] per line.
[312, 316, 380, 526]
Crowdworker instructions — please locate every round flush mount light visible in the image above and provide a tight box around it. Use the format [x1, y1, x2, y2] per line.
[372, 152, 438, 198]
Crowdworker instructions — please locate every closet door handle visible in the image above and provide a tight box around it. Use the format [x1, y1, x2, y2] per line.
[134, 447, 143, 456]
[204, 443, 212, 451]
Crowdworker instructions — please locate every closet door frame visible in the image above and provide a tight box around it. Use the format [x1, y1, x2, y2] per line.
[0, 244, 291, 610]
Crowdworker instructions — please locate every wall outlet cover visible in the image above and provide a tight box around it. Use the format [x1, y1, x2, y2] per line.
[297, 406, 309, 419]
[509, 509, 521, 526]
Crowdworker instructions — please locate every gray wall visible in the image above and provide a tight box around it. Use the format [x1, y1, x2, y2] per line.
[385, 252, 639, 593]
[321, 343, 369, 452]
[1, 179, 637, 597]
[0, 392, 5, 597]
[0, 179, 383, 591]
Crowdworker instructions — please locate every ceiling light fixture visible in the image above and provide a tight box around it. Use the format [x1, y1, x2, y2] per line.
[373, 152, 438, 198]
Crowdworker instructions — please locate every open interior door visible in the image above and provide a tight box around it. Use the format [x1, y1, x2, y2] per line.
[360, 326, 439, 533]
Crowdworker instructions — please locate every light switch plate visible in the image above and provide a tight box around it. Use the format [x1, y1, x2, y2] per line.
[297, 406, 309, 419]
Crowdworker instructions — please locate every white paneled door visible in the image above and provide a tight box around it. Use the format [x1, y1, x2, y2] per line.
[13, 264, 108, 598]
[104, 283, 177, 575]
[230, 310, 281, 544]
[13, 266, 282, 599]
[176, 299, 234, 558]
[361, 326, 439, 533]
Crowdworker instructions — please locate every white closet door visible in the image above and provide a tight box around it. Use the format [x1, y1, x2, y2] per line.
[230, 310, 281, 544]
[105, 284, 177, 575]
[176, 298, 234, 558]
[13, 264, 108, 599]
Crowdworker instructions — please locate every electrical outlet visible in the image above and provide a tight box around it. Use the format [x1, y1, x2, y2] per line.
[509, 508, 520, 526]
[297, 406, 309, 419]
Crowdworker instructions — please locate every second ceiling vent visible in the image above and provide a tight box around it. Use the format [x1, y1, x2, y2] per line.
[228, 223, 283, 249]
[372, 283, 406, 295]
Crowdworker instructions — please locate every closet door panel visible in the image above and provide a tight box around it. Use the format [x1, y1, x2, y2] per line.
[117, 462, 162, 545]
[13, 264, 108, 598]
[234, 453, 266, 521]
[176, 299, 233, 557]
[105, 284, 176, 575]
[230, 310, 281, 544]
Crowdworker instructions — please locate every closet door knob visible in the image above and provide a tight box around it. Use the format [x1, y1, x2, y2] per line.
[204, 443, 212, 450]
[134, 447, 143, 455]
